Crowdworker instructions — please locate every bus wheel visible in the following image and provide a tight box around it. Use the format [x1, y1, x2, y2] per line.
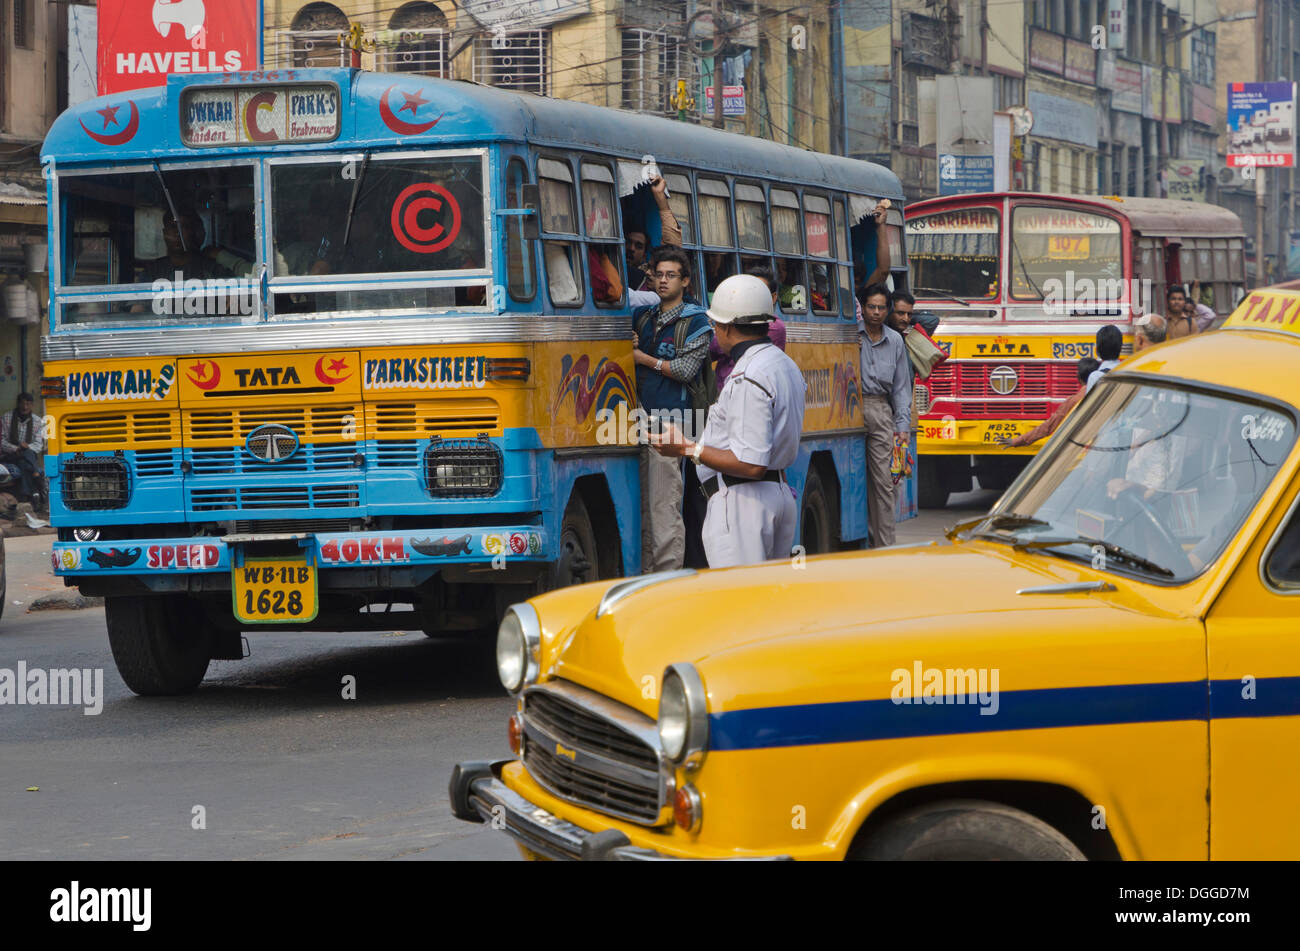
[917, 458, 949, 509]
[799, 468, 835, 555]
[554, 494, 599, 588]
[849, 799, 1085, 861]
[106, 596, 213, 696]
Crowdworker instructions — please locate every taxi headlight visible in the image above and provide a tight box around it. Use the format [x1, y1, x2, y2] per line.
[658, 663, 709, 768]
[495, 603, 540, 694]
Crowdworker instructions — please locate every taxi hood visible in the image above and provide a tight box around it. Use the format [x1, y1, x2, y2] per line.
[541, 541, 1183, 718]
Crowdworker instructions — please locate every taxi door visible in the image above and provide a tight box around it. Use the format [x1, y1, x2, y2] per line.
[1206, 472, 1300, 858]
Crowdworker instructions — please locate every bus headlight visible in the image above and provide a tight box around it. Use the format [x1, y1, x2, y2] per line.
[495, 603, 540, 694]
[658, 663, 709, 768]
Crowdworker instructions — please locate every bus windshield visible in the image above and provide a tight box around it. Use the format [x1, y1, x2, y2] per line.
[60, 165, 257, 290]
[905, 207, 1000, 300]
[269, 154, 485, 277]
[269, 153, 487, 315]
[1010, 205, 1121, 299]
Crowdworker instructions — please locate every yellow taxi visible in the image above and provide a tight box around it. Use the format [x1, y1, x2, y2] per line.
[450, 287, 1300, 860]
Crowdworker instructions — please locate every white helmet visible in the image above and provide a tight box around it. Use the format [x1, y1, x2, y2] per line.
[706, 274, 775, 324]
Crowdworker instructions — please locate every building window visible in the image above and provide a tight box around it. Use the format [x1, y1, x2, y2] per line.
[621, 28, 686, 114]
[1191, 29, 1215, 87]
[474, 30, 550, 96]
[283, 3, 349, 69]
[384, 2, 449, 77]
[14, 0, 33, 49]
[994, 74, 1024, 111]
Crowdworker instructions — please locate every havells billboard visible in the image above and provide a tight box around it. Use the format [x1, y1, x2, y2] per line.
[98, 0, 261, 96]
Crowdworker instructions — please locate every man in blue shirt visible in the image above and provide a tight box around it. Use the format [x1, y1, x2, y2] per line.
[857, 283, 912, 547]
[632, 247, 712, 572]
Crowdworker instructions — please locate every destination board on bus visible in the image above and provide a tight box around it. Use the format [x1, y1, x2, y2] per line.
[905, 208, 999, 234]
[1014, 209, 1119, 234]
[181, 84, 340, 147]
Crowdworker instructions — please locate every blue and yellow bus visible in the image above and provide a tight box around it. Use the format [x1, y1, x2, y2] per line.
[40, 68, 908, 694]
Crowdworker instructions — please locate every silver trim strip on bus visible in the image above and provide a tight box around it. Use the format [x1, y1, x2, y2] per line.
[784, 322, 859, 344]
[42, 315, 640, 359]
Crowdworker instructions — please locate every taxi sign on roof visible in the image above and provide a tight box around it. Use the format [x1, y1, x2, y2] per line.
[1222, 288, 1300, 334]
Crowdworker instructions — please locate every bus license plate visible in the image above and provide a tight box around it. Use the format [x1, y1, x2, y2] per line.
[233, 557, 319, 624]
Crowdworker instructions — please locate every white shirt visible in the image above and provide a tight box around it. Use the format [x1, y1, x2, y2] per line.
[697, 340, 806, 482]
[1086, 359, 1121, 392]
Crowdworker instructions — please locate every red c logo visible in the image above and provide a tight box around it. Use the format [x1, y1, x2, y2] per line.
[244, 91, 279, 142]
[186, 359, 221, 391]
[391, 183, 461, 254]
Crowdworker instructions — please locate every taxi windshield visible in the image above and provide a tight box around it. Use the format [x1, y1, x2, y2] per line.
[978, 380, 1296, 583]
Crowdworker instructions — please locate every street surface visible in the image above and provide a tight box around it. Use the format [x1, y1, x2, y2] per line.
[0, 490, 999, 860]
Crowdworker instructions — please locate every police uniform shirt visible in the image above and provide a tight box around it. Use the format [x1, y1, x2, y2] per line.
[697, 339, 806, 483]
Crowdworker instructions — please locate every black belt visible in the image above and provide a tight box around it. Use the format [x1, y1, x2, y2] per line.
[701, 469, 785, 500]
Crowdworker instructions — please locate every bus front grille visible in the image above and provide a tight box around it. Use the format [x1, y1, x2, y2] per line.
[189, 484, 360, 512]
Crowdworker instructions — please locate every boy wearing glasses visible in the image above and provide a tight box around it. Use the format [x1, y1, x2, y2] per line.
[631, 247, 712, 572]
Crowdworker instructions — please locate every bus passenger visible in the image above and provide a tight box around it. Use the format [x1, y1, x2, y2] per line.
[632, 246, 712, 573]
[1085, 325, 1123, 391]
[857, 282, 912, 548]
[625, 176, 682, 292]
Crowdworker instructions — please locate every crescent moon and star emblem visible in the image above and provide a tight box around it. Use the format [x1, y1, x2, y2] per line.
[80, 100, 140, 146]
[379, 85, 444, 136]
[314, 356, 353, 386]
[186, 359, 221, 391]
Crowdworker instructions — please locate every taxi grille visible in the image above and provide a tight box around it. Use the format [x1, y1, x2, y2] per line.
[521, 686, 665, 825]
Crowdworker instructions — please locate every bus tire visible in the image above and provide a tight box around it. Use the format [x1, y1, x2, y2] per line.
[106, 595, 213, 696]
[917, 458, 949, 509]
[552, 493, 600, 588]
[799, 467, 836, 555]
[849, 799, 1085, 861]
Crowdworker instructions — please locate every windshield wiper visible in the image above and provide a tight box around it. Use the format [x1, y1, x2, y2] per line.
[153, 162, 186, 251]
[955, 511, 1052, 542]
[1010, 239, 1044, 299]
[912, 286, 967, 304]
[341, 151, 371, 249]
[1012, 536, 1174, 578]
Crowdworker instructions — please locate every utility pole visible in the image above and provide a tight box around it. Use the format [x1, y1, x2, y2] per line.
[1257, 0, 1267, 287]
[710, 0, 725, 129]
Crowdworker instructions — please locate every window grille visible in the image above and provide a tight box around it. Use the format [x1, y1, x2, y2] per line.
[621, 28, 687, 114]
[271, 30, 349, 69]
[473, 31, 550, 97]
[382, 28, 449, 76]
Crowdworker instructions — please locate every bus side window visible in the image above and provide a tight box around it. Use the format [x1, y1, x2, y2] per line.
[697, 176, 734, 300]
[664, 173, 694, 244]
[735, 182, 768, 252]
[833, 198, 852, 317]
[538, 157, 583, 307]
[580, 161, 624, 308]
[771, 189, 804, 313]
[505, 157, 535, 303]
[805, 194, 836, 315]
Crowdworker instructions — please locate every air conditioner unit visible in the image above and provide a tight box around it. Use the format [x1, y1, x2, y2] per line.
[1218, 164, 1256, 187]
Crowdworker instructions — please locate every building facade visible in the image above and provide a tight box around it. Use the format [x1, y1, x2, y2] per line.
[0, 0, 67, 409]
[264, 1, 839, 152]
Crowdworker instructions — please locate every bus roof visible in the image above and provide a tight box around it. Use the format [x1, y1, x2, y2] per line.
[905, 192, 1244, 237]
[43, 68, 904, 200]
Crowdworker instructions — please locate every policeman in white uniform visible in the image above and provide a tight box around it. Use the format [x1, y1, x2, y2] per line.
[650, 274, 806, 567]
